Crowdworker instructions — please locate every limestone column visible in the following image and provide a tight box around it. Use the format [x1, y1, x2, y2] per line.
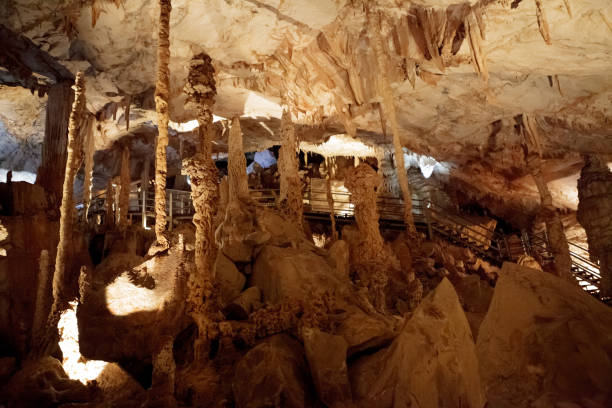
[36, 81, 74, 205]
[367, 9, 418, 242]
[81, 118, 95, 221]
[527, 153, 575, 283]
[37, 72, 86, 356]
[345, 163, 388, 310]
[118, 145, 131, 231]
[228, 117, 249, 202]
[278, 109, 303, 230]
[326, 175, 338, 242]
[577, 155, 612, 297]
[182, 53, 220, 361]
[153, 0, 172, 249]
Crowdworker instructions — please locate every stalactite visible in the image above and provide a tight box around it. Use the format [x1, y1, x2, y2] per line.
[577, 155, 612, 297]
[81, 117, 95, 222]
[124, 95, 131, 131]
[535, 0, 552, 45]
[228, 117, 250, 202]
[182, 52, 220, 361]
[562, 0, 572, 18]
[153, 0, 172, 249]
[465, 11, 489, 81]
[118, 145, 130, 231]
[279, 109, 304, 231]
[326, 175, 338, 243]
[367, 9, 419, 242]
[39, 72, 86, 356]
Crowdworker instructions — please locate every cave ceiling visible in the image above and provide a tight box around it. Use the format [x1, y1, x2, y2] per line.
[0, 0, 611, 217]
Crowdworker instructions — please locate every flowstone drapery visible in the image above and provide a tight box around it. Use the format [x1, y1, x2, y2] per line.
[153, 0, 172, 249]
[278, 109, 303, 231]
[577, 155, 612, 297]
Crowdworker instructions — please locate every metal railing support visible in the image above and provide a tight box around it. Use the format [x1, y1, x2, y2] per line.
[142, 189, 147, 229]
[168, 190, 173, 231]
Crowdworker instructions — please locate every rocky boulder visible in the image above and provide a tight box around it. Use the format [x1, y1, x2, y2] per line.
[302, 327, 353, 408]
[214, 253, 246, 307]
[477, 262, 612, 407]
[251, 245, 345, 304]
[232, 334, 315, 408]
[350, 278, 486, 408]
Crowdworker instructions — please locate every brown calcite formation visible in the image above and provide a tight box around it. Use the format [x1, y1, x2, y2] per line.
[526, 150, 574, 284]
[35, 82, 74, 205]
[577, 155, 612, 297]
[105, 178, 114, 226]
[345, 163, 396, 310]
[118, 145, 130, 231]
[367, 9, 418, 242]
[278, 109, 303, 231]
[81, 119, 95, 221]
[153, 0, 172, 249]
[39, 72, 86, 356]
[182, 52, 221, 360]
[228, 117, 250, 202]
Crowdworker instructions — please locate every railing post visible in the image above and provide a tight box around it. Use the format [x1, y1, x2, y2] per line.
[141, 189, 147, 229]
[168, 190, 173, 231]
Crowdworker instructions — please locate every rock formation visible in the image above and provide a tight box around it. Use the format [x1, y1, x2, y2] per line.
[118, 144, 130, 231]
[35, 82, 74, 206]
[39, 72, 86, 356]
[80, 118, 95, 221]
[278, 109, 303, 232]
[367, 9, 418, 242]
[181, 52, 220, 361]
[522, 116, 574, 283]
[577, 155, 612, 297]
[345, 163, 395, 310]
[478, 262, 612, 407]
[228, 117, 249, 202]
[153, 0, 172, 249]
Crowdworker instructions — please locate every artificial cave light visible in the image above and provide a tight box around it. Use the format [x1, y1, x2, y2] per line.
[57, 301, 107, 384]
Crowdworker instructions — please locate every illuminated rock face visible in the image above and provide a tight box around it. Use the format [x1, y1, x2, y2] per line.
[577, 156, 612, 297]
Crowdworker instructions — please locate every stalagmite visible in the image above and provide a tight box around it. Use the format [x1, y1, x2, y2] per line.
[153, 0, 172, 249]
[81, 118, 95, 222]
[228, 117, 250, 202]
[182, 52, 220, 361]
[522, 116, 574, 283]
[345, 163, 390, 310]
[278, 109, 304, 230]
[367, 9, 419, 242]
[30, 250, 49, 356]
[105, 179, 115, 226]
[577, 155, 612, 297]
[118, 145, 130, 231]
[326, 175, 338, 243]
[39, 72, 86, 356]
[535, 0, 552, 45]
